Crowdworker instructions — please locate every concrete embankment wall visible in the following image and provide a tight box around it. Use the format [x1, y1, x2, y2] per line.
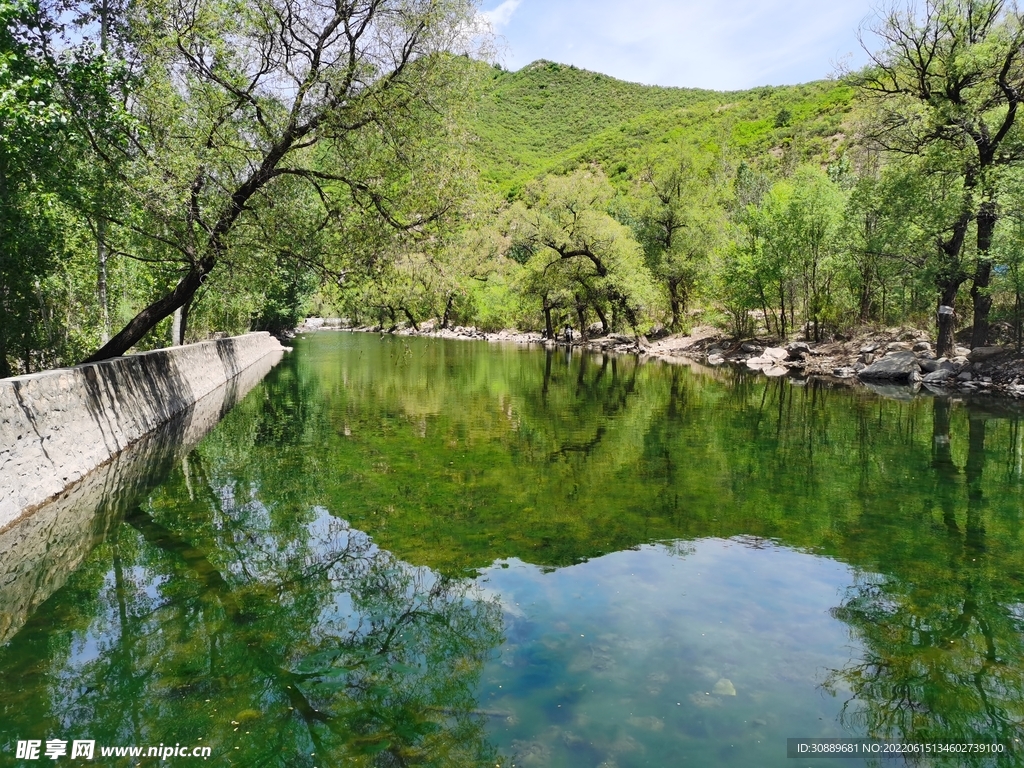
[0, 332, 286, 529]
[0, 349, 283, 644]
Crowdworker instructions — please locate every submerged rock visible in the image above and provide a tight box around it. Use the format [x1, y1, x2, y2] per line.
[857, 351, 920, 381]
[713, 678, 737, 696]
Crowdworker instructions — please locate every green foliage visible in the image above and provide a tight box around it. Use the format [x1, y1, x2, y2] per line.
[469, 59, 855, 194]
[505, 169, 656, 335]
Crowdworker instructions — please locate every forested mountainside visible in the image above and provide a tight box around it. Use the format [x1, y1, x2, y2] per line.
[5, 1, 1024, 375]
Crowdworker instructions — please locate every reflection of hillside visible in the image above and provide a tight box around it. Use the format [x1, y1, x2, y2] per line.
[265, 335, 1024, 758]
[254, 335, 1024, 583]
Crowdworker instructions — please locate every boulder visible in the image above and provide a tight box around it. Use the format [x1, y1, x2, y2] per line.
[857, 351, 921, 381]
[913, 341, 933, 353]
[955, 346, 971, 357]
[707, 354, 726, 366]
[886, 341, 911, 352]
[920, 358, 940, 373]
[786, 342, 811, 360]
[764, 347, 789, 362]
[957, 371, 974, 382]
[740, 342, 762, 354]
[923, 368, 955, 384]
[967, 346, 1006, 362]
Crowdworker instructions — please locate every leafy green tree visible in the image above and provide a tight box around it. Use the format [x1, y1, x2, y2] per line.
[855, 0, 1024, 351]
[59, 0, 481, 362]
[634, 148, 729, 331]
[507, 169, 656, 337]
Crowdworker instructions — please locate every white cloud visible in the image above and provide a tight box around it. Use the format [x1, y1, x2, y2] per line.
[481, 0, 523, 30]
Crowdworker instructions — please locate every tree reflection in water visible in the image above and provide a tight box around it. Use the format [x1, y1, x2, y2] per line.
[0, 470, 506, 767]
[825, 399, 1024, 760]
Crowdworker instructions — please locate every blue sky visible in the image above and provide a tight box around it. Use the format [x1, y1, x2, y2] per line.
[478, 0, 881, 91]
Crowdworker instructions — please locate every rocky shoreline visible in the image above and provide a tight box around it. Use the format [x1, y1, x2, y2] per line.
[295, 318, 1024, 401]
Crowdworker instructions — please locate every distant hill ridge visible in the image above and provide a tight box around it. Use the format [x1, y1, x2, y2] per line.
[468, 59, 857, 192]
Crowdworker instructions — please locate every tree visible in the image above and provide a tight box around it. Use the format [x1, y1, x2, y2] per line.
[53, 0, 481, 362]
[856, 0, 1024, 352]
[507, 169, 655, 337]
[634, 148, 728, 332]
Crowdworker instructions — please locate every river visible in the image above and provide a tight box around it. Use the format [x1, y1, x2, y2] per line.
[1, 332, 1022, 766]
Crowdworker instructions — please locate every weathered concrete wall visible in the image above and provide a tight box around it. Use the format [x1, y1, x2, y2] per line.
[0, 332, 286, 528]
[0, 349, 283, 644]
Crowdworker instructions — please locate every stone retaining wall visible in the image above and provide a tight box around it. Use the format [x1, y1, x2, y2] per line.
[0, 333, 286, 528]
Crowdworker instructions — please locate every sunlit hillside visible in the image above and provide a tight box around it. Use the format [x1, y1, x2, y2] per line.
[469, 59, 858, 193]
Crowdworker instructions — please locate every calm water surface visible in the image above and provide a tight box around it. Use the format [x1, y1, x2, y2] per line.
[2, 332, 1023, 767]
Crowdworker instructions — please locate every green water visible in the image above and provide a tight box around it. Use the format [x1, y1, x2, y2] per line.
[2, 332, 1024, 767]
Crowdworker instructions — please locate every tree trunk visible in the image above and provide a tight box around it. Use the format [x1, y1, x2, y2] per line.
[441, 294, 454, 329]
[575, 300, 587, 340]
[543, 300, 554, 340]
[594, 303, 609, 335]
[81, 260, 211, 363]
[936, 282, 960, 359]
[98, 223, 110, 344]
[668, 279, 682, 331]
[401, 306, 419, 331]
[970, 200, 998, 349]
[170, 295, 192, 346]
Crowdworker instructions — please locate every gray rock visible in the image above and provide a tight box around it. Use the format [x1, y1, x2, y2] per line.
[913, 341, 933, 353]
[764, 347, 789, 362]
[886, 341, 911, 352]
[920, 359, 940, 373]
[786, 342, 811, 360]
[833, 367, 857, 378]
[859, 343, 878, 354]
[908, 370, 923, 384]
[857, 351, 921, 381]
[950, 356, 969, 370]
[967, 346, 1005, 362]
[955, 346, 971, 357]
[707, 354, 726, 366]
[957, 371, 974, 382]
[859, 353, 875, 365]
[740, 342, 762, 354]
[923, 368, 955, 383]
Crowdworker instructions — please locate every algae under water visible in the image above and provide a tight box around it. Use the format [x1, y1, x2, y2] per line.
[1, 332, 1023, 766]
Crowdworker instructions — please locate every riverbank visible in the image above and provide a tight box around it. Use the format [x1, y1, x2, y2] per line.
[297, 318, 1024, 400]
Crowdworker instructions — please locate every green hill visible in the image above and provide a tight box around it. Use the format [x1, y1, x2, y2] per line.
[468, 59, 858, 193]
